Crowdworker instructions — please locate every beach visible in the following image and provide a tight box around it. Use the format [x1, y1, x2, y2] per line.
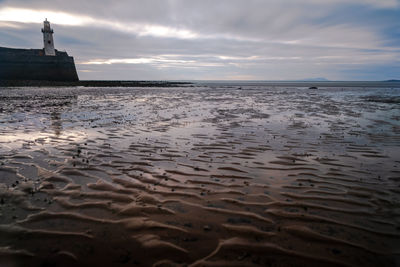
[0, 84, 399, 266]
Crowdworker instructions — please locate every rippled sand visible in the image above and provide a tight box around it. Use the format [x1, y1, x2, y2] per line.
[0, 85, 399, 266]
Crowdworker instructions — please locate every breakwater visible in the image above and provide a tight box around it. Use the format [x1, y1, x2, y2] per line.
[0, 47, 79, 82]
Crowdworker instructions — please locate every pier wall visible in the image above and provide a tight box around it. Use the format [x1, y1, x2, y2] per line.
[0, 47, 79, 81]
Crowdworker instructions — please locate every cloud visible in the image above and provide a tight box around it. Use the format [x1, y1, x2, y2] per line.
[293, 0, 399, 8]
[0, 7, 200, 39]
[0, 5, 388, 49]
[0, 1, 399, 80]
[0, 7, 91, 25]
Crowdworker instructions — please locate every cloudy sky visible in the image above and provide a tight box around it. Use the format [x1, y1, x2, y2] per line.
[0, 0, 399, 80]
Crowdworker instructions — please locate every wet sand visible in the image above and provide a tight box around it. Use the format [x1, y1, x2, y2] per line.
[0, 85, 399, 266]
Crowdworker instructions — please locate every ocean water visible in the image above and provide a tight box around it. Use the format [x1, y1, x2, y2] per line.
[0, 84, 399, 266]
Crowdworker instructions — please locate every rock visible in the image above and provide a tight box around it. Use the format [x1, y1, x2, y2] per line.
[19, 181, 34, 194]
[203, 225, 211, 231]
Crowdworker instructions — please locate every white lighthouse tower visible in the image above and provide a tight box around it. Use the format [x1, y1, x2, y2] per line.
[41, 18, 56, 56]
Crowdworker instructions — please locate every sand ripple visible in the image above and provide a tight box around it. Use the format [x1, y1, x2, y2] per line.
[0, 86, 399, 266]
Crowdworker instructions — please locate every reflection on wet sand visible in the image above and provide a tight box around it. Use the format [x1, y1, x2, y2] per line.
[50, 111, 62, 137]
[0, 86, 399, 266]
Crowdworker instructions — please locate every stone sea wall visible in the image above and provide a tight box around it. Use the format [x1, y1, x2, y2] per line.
[0, 47, 79, 81]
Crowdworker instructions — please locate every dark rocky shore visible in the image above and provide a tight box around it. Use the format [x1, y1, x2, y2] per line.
[0, 80, 192, 87]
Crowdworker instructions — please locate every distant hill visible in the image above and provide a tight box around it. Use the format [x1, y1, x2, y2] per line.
[384, 80, 400, 82]
[298, 78, 330, 82]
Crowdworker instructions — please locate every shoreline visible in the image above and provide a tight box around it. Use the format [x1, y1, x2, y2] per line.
[1, 80, 400, 88]
[0, 80, 193, 87]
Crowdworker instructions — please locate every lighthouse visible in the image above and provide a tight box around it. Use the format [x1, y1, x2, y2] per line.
[42, 19, 55, 56]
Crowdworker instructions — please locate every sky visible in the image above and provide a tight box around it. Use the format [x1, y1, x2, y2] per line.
[0, 0, 399, 81]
